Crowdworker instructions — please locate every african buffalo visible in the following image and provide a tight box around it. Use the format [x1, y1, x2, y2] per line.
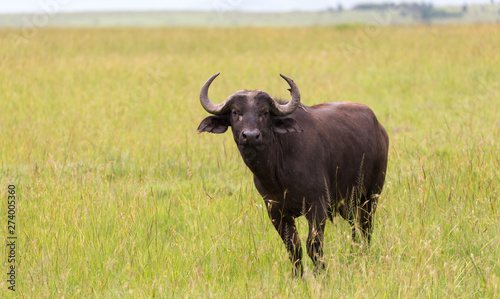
[197, 73, 389, 276]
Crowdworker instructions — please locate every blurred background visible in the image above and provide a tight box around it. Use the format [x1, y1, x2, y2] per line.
[1, 0, 499, 27]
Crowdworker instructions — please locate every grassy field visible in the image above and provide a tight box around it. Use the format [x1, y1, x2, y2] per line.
[0, 25, 499, 297]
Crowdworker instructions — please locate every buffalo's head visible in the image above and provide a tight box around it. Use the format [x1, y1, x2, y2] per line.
[197, 73, 303, 153]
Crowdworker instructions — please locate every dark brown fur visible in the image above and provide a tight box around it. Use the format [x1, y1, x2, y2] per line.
[198, 90, 389, 276]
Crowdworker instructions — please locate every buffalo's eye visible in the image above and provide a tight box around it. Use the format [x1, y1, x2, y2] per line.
[263, 111, 269, 116]
[232, 110, 242, 121]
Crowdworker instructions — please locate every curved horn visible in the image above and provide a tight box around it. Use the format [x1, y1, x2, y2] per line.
[199, 72, 232, 115]
[270, 74, 301, 116]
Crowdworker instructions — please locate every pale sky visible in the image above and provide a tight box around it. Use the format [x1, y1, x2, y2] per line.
[0, 0, 494, 14]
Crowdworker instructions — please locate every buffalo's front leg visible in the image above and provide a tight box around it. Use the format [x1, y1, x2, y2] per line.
[266, 202, 303, 276]
[306, 204, 327, 273]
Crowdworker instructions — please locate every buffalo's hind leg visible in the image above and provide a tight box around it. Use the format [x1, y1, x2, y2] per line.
[267, 203, 303, 277]
[358, 194, 378, 244]
[305, 205, 327, 274]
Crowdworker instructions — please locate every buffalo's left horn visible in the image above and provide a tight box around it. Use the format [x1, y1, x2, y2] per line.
[270, 74, 301, 116]
[199, 72, 232, 115]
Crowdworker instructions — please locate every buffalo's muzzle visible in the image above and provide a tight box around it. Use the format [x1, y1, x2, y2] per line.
[240, 129, 261, 145]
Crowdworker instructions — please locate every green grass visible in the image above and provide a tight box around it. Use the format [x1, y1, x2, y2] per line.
[1, 25, 499, 297]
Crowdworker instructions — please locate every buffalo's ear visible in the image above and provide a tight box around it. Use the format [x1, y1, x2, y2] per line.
[197, 116, 230, 134]
[272, 117, 303, 134]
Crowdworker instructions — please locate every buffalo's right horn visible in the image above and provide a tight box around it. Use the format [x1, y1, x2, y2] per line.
[199, 72, 232, 115]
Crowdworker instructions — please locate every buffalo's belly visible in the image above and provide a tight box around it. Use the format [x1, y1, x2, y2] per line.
[254, 174, 336, 218]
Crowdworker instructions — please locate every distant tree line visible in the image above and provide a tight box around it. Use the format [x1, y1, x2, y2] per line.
[353, 2, 463, 20]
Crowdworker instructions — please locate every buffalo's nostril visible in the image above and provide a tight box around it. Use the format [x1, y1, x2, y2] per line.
[242, 130, 261, 144]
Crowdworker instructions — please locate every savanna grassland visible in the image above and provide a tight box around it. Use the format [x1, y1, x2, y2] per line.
[0, 24, 499, 297]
